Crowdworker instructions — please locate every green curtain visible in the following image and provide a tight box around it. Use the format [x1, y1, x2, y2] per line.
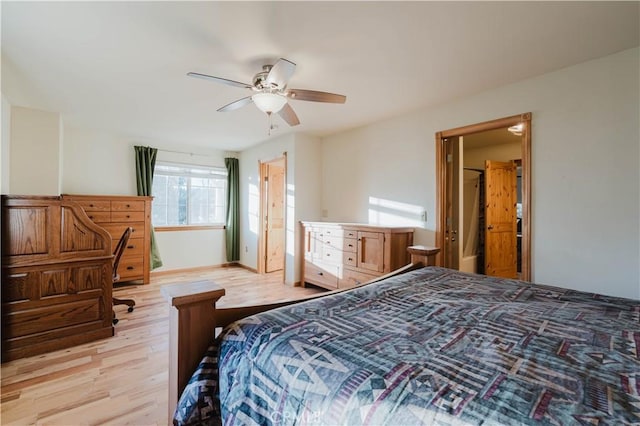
[225, 157, 240, 262]
[134, 145, 163, 269]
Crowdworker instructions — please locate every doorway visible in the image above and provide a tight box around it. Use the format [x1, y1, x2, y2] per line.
[436, 113, 531, 281]
[258, 155, 286, 277]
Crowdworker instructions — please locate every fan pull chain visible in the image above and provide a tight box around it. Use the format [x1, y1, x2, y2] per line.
[266, 112, 278, 135]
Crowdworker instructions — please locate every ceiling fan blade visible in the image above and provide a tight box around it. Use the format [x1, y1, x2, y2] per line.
[217, 96, 253, 112]
[187, 72, 253, 89]
[266, 58, 296, 89]
[286, 89, 346, 104]
[278, 102, 300, 127]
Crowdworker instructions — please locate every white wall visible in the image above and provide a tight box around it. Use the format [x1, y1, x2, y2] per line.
[63, 126, 137, 195]
[292, 133, 323, 282]
[1, 94, 10, 193]
[321, 47, 640, 299]
[10, 106, 62, 195]
[153, 229, 226, 271]
[322, 108, 436, 245]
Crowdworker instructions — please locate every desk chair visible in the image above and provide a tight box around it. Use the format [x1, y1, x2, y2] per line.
[112, 226, 136, 325]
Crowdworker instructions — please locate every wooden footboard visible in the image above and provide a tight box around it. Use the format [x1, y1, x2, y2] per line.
[161, 262, 426, 422]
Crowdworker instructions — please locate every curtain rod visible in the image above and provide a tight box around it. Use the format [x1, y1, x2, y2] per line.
[157, 148, 238, 158]
[157, 148, 215, 157]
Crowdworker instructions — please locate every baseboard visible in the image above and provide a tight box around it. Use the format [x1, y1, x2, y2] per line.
[236, 263, 258, 273]
[150, 262, 241, 277]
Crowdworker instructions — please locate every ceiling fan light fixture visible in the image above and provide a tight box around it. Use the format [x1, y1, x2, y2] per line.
[252, 92, 287, 113]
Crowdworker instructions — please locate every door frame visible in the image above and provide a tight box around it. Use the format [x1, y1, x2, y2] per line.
[435, 113, 532, 281]
[258, 153, 287, 278]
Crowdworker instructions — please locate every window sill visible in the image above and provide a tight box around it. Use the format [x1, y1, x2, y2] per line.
[155, 225, 226, 232]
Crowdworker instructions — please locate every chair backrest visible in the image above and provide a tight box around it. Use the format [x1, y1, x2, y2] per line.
[113, 227, 133, 283]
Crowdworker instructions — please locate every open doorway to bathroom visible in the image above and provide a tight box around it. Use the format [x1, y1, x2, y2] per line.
[436, 113, 531, 281]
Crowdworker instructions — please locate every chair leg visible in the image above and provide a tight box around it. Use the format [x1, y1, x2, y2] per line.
[112, 310, 119, 325]
[113, 297, 136, 315]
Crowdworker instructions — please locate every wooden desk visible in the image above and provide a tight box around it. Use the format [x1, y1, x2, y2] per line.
[1, 195, 114, 361]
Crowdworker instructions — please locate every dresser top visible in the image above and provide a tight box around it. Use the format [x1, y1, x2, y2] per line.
[300, 221, 414, 233]
[62, 194, 153, 200]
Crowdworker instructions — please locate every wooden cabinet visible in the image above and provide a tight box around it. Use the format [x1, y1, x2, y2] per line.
[63, 194, 152, 284]
[301, 222, 413, 290]
[1, 195, 114, 361]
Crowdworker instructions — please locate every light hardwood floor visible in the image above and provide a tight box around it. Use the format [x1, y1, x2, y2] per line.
[1, 266, 323, 425]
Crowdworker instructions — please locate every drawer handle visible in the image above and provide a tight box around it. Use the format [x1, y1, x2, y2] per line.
[348, 244, 353, 248]
[127, 245, 135, 249]
[126, 266, 135, 270]
[89, 204, 94, 207]
[317, 272, 324, 276]
[88, 215, 94, 219]
[126, 215, 131, 218]
[348, 258, 353, 261]
[126, 204, 131, 208]
[9, 273, 27, 278]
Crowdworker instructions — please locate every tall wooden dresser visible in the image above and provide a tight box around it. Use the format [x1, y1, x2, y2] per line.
[63, 194, 152, 284]
[1, 196, 114, 361]
[301, 222, 414, 290]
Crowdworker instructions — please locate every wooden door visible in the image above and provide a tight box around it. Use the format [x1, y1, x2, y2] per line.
[265, 163, 285, 273]
[444, 136, 461, 269]
[357, 231, 384, 273]
[484, 160, 518, 278]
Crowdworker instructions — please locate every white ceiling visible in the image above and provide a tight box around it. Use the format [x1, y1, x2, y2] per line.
[2, 2, 638, 151]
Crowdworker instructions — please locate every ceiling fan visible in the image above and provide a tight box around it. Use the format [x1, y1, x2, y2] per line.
[187, 58, 346, 127]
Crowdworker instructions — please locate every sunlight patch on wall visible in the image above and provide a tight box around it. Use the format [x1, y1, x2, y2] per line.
[286, 183, 295, 256]
[368, 196, 425, 227]
[248, 181, 259, 235]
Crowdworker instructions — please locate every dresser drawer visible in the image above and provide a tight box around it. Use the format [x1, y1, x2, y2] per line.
[116, 256, 144, 280]
[340, 269, 378, 289]
[85, 211, 111, 223]
[304, 261, 339, 289]
[321, 247, 343, 265]
[102, 222, 145, 240]
[111, 211, 145, 222]
[343, 252, 357, 267]
[322, 236, 343, 250]
[111, 239, 144, 257]
[111, 200, 145, 212]
[343, 238, 357, 252]
[319, 228, 343, 238]
[342, 229, 358, 239]
[76, 200, 111, 212]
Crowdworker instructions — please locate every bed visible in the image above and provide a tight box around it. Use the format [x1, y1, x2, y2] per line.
[166, 266, 640, 425]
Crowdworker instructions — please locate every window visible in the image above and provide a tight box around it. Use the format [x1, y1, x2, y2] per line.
[152, 162, 227, 227]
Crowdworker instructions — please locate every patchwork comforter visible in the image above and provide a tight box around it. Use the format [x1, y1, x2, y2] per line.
[174, 267, 640, 425]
